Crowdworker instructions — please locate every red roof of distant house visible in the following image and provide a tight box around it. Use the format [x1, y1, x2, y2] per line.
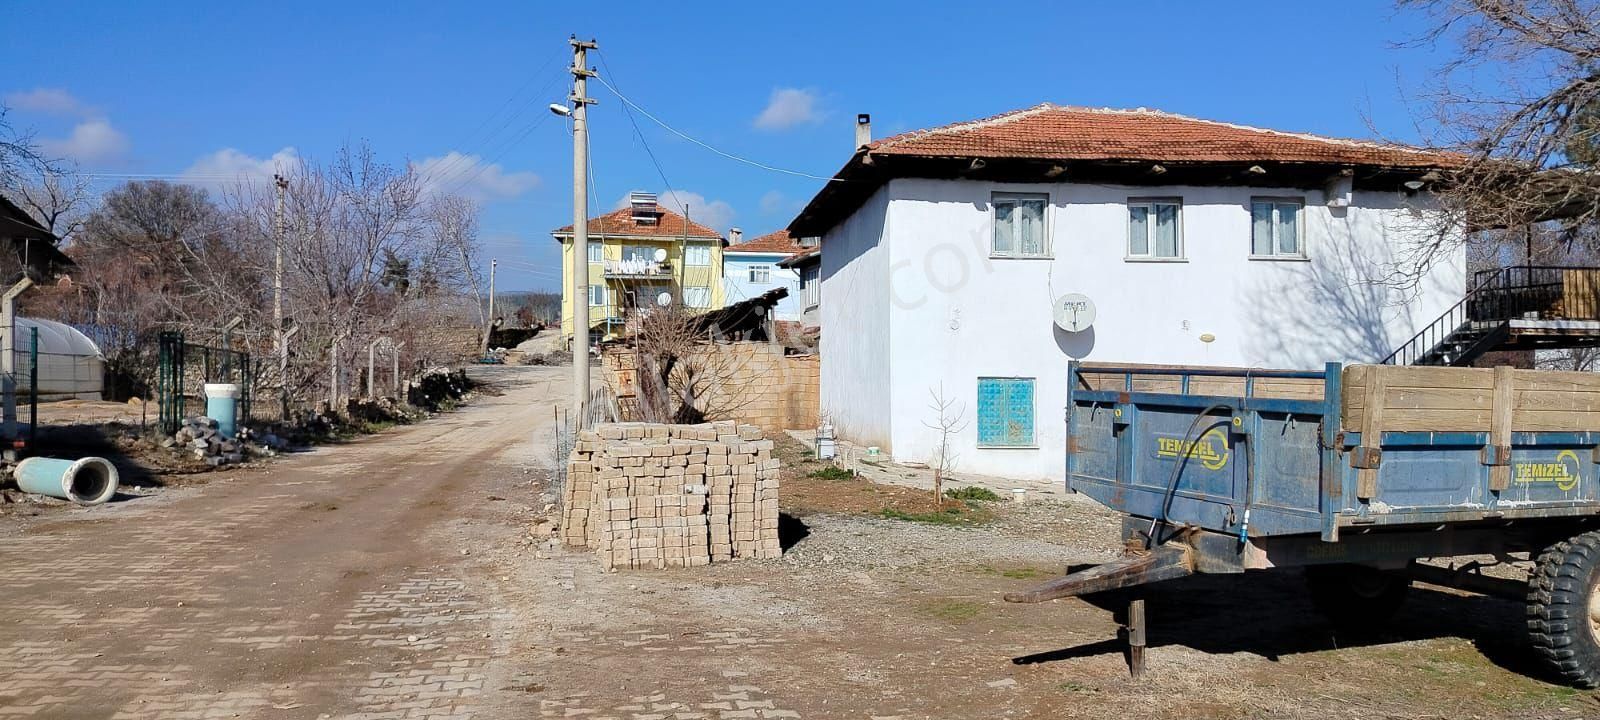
[553, 207, 721, 240]
[867, 103, 1458, 167]
[727, 229, 808, 255]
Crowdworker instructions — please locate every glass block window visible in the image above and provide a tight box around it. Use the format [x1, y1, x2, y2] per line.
[977, 377, 1035, 447]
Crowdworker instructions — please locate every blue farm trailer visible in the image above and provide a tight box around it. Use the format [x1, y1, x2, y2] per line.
[1007, 361, 1600, 686]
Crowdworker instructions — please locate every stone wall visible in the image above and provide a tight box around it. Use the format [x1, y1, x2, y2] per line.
[601, 343, 819, 434]
[561, 421, 781, 570]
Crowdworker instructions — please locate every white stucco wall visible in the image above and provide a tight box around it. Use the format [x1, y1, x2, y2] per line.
[819, 186, 893, 450]
[823, 177, 1465, 481]
[722, 252, 803, 319]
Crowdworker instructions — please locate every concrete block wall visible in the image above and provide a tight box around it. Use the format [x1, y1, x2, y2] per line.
[601, 343, 819, 434]
[561, 421, 781, 570]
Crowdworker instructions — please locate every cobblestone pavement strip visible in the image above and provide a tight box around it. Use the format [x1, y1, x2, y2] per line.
[0, 366, 564, 719]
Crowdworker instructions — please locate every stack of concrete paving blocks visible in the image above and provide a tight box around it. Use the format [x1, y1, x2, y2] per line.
[560, 421, 781, 570]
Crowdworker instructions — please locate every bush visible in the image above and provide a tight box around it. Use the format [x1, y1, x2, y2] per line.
[944, 486, 1002, 502]
[807, 465, 856, 481]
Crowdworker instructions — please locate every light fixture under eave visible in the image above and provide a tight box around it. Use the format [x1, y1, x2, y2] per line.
[1150, 163, 1167, 175]
[1403, 179, 1426, 191]
[1246, 165, 1267, 175]
[968, 158, 987, 171]
[1044, 164, 1067, 178]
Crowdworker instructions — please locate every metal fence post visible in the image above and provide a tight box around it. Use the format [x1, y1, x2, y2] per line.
[28, 327, 37, 446]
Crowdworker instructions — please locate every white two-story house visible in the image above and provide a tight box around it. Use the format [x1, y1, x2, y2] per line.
[788, 104, 1465, 482]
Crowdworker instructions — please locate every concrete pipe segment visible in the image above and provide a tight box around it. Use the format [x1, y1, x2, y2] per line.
[15, 456, 119, 506]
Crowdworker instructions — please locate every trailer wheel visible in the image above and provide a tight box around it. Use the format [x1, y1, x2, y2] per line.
[1305, 564, 1410, 630]
[1528, 532, 1600, 688]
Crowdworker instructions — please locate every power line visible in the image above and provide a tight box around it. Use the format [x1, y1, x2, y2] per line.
[591, 72, 843, 182]
[595, 49, 675, 198]
[422, 51, 566, 187]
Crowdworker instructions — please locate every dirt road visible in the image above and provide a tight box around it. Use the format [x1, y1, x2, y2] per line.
[0, 365, 564, 719]
[3, 364, 1596, 719]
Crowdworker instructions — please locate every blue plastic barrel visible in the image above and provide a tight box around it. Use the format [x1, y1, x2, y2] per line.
[204, 383, 240, 438]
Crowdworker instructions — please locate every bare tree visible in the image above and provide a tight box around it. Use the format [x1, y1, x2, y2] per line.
[923, 384, 968, 504]
[1396, 0, 1600, 281]
[0, 105, 52, 187]
[627, 302, 763, 424]
[2, 166, 90, 243]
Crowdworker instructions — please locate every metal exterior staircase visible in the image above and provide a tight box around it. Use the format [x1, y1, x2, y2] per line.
[1383, 266, 1600, 366]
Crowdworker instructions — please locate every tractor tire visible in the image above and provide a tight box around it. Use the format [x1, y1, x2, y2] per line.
[1305, 563, 1410, 630]
[1528, 531, 1600, 688]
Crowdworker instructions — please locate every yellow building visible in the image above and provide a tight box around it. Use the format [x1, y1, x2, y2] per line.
[553, 193, 726, 342]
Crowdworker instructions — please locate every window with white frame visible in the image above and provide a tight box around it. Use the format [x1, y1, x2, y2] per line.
[684, 286, 711, 308]
[1251, 198, 1304, 258]
[587, 284, 607, 307]
[587, 241, 602, 263]
[1127, 198, 1182, 259]
[684, 243, 712, 266]
[623, 245, 653, 262]
[801, 265, 820, 309]
[748, 265, 771, 283]
[992, 192, 1049, 257]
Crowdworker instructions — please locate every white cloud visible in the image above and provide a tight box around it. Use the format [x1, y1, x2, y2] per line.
[4, 88, 91, 116]
[182, 146, 300, 183]
[753, 88, 822, 131]
[617, 189, 736, 231]
[759, 190, 788, 215]
[40, 119, 129, 164]
[412, 152, 540, 201]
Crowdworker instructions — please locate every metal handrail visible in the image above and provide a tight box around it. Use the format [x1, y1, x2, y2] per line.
[1383, 265, 1600, 365]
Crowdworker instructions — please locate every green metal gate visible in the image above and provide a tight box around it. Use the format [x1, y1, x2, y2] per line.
[156, 331, 253, 436]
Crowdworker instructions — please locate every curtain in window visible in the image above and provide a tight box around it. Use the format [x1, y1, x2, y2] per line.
[1154, 203, 1178, 257]
[684, 287, 710, 308]
[685, 245, 710, 266]
[994, 201, 1014, 254]
[1018, 198, 1044, 255]
[1251, 202, 1274, 255]
[588, 242, 603, 263]
[1276, 203, 1299, 254]
[1128, 206, 1149, 256]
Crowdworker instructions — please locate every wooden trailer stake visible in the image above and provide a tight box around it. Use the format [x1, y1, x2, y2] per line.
[1128, 598, 1147, 680]
[1355, 366, 1387, 500]
[1487, 365, 1514, 492]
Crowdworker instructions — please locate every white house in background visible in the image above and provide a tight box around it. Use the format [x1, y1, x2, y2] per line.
[777, 246, 821, 329]
[788, 104, 1466, 482]
[721, 229, 809, 320]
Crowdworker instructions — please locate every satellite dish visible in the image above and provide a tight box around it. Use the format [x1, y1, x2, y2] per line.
[1052, 293, 1096, 332]
[656, 291, 673, 307]
[653, 248, 668, 262]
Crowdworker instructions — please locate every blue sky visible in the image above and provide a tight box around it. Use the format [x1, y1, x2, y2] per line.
[2, 0, 1451, 291]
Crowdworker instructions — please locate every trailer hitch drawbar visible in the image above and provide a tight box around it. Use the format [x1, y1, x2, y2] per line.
[1003, 543, 1194, 604]
[1004, 542, 1195, 680]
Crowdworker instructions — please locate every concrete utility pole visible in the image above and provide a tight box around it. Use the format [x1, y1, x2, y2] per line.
[570, 36, 598, 425]
[392, 341, 405, 396]
[481, 258, 497, 355]
[274, 174, 288, 415]
[280, 325, 299, 420]
[367, 338, 383, 398]
[1, 278, 33, 449]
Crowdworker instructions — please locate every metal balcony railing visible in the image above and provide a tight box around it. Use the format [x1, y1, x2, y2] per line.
[1382, 265, 1600, 365]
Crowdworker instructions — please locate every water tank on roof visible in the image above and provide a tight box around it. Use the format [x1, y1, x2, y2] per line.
[14, 318, 104, 400]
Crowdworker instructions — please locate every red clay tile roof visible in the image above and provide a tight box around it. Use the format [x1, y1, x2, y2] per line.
[869, 103, 1457, 167]
[553, 207, 721, 240]
[727, 229, 808, 255]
